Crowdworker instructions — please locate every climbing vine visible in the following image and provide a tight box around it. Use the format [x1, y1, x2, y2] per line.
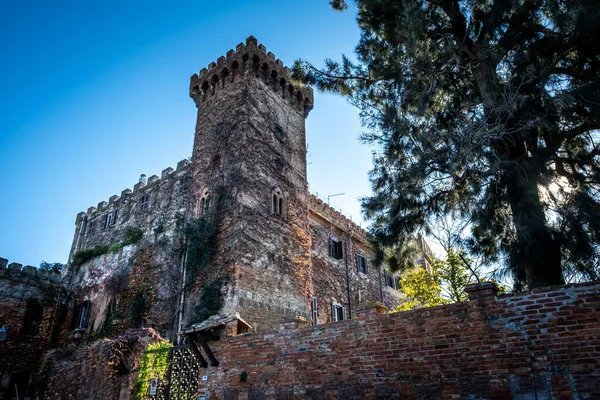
[191, 275, 230, 323]
[133, 341, 173, 400]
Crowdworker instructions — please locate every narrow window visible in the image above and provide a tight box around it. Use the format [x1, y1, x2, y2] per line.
[385, 273, 396, 289]
[271, 189, 284, 216]
[329, 238, 343, 260]
[140, 193, 151, 211]
[356, 254, 367, 274]
[70, 301, 91, 330]
[311, 296, 318, 326]
[20, 298, 43, 336]
[104, 210, 117, 228]
[331, 303, 346, 322]
[87, 220, 97, 235]
[200, 198, 206, 215]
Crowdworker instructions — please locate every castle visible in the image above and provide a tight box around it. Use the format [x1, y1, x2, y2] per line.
[66, 36, 430, 337]
[0, 36, 431, 398]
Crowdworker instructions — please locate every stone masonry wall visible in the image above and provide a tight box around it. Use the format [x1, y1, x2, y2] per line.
[188, 36, 314, 332]
[193, 281, 600, 399]
[308, 194, 401, 324]
[0, 258, 67, 398]
[69, 159, 190, 262]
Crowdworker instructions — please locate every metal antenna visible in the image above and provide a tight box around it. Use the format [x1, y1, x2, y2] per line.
[327, 192, 345, 206]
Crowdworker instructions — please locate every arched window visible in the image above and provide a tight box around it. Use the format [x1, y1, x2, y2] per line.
[271, 188, 284, 215]
[198, 191, 212, 217]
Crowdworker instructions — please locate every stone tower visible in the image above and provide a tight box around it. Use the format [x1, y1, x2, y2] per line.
[188, 36, 314, 330]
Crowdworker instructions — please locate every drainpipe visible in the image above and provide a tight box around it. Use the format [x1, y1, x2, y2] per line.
[344, 239, 352, 319]
[378, 265, 384, 303]
[176, 237, 188, 343]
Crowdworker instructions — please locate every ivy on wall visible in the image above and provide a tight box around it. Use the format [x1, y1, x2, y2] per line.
[133, 341, 173, 400]
[191, 275, 230, 324]
[184, 216, 219, 287]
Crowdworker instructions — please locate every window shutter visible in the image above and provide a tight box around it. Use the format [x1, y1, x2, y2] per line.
[342, 306, 347, 321]
[102, 214, 108, 229]
[331, 303, 336, 322]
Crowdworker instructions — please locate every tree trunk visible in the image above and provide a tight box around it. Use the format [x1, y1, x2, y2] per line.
[474, 57, 563, 288]
[505, 164, 563, 288]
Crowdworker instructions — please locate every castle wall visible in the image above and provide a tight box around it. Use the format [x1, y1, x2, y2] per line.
[69, 159, 191, 262]
[308, 194, 401, 325]
[193, 281, 600, 399]
[0, 258, 67, 398]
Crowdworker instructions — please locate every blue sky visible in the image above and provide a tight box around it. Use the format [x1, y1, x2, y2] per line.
[0, 1, 382, 266]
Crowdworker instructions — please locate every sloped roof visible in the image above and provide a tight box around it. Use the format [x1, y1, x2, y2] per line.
[179, 312, 252, 335]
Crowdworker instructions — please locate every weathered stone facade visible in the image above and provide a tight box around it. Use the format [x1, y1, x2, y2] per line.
[64, 36, 412, 337]
[0, 258, 66, 398]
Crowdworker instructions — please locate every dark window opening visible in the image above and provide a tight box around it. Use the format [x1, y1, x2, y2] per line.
[274, 125, 284, 140]
[70, 300, 91, 330]
[200, 196, 211, 216]
[332, 303, 346, 322]
[356, 254, 367, 274]
[272, 192, 283, 215]
[20, 298, 43, 336]
[140, 193, 151, 211]
[329, 238, 343, 260]
[385, 273, 397, 289]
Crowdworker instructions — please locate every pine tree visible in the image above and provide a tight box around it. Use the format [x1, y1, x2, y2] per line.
[295, 0, 600, 288]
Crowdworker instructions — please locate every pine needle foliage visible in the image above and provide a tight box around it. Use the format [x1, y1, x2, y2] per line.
[295, 0, 600, 288]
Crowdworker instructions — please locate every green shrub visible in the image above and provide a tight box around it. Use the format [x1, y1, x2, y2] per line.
[108, 242, 126, 254]
[71, 245, 109, 267]
[123, 226, 144, 245]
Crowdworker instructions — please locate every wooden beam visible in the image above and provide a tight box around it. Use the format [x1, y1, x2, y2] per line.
[198, 339, 219, 367]
[186, 337, 208, 368]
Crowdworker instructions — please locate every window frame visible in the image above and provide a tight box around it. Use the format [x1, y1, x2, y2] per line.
[356, 253, 367, 274]
[140, 192, 151, 211]
[331, 302, 346, 322]
[329, 238, 344, 260]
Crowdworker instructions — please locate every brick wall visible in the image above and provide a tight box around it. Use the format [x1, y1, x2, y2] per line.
[194, 281, 600, 399]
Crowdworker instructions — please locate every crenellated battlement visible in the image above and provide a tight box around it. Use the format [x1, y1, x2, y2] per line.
[0, 257, 62, 284]
[79, 159, 190, 219]
[190, 36, 314, 117]
[308, 193, 370, 243]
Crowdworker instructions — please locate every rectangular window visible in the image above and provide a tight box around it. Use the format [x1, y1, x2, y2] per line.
[329, 238, 343, 260]
[311, 296, 318, 326]
[102, 210, 117, 229]
[70, 301, 91, 330]
[385, 272, 396, 289]
[140, 193, 151, 211]
[356, 254, 367, 274]
[87, 220, 97, 235]
[331, 302, 346, 322]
